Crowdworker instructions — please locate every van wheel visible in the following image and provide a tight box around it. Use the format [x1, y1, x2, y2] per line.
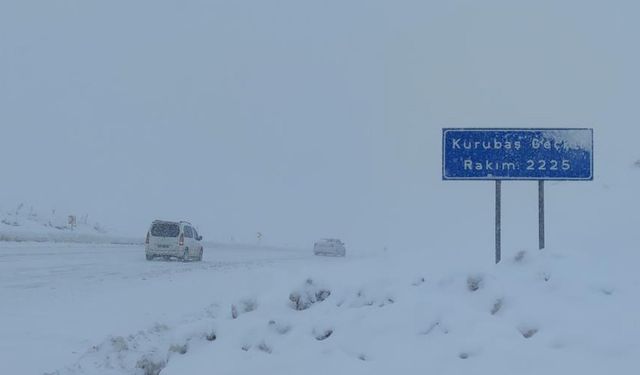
[146, 254, 153, 261]
[198, 248, 203, 261]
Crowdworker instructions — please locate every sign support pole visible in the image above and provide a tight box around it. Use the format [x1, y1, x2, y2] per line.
[495, 180, 502, 264]
[443, 128, 593, 264]
[539, 180, 545, 250]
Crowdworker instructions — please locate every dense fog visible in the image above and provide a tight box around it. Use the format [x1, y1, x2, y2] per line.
[1, 0, 638, 252]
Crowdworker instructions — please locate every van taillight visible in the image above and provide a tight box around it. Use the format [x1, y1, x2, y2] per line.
[179, 234, 184, 246]
[145, 232, 150, 244]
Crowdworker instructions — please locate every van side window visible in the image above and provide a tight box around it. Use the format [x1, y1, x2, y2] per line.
[184, 226, 194, 238]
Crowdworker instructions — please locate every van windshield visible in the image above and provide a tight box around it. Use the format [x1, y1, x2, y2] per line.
[151, 223, 180, 237]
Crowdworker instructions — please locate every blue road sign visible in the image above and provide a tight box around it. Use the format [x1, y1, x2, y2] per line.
[443, 128, 593, 180]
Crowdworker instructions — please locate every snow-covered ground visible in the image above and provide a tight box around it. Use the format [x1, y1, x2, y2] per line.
[1, 241, 637, 375]
[0, 242, 309, 375]
[0, 206, 138, 244]
[4, 1, 640, 373]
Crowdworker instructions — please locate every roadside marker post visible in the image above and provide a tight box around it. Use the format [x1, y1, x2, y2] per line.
[442, 128, 593, 263]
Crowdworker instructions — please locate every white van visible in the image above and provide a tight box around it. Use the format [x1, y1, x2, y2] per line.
[145, 220, 203, 261]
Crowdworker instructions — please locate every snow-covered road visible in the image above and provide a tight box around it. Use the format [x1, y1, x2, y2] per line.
[0, 242, 310, 375]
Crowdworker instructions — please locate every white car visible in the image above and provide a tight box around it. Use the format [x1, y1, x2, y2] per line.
[145, 220, 204, 261]
[313, 239, 346, 257]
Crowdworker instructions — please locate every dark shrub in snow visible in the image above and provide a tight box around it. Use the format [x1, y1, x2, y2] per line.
[314, 329, 333, 341]
[467, 275, 483, 292]
[514, 250, 527, 263]
[169, 343, 188, 355]
[519, 327, 539, 339]
[491, 298, 504, 315]
[268, 320, 292, 335]
[289, 279, 331, 311]
[257, 341, 272, 354]
[421, 321, 449, 336]
[232, 298, 258, 319]
[136, 357, 166, 375]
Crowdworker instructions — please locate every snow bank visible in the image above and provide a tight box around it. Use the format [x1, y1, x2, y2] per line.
[44, 245, 638, 375]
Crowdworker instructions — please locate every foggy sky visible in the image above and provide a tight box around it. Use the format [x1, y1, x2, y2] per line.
[2, 0, 639, 252]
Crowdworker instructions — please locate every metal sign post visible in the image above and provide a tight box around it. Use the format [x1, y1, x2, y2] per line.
[539, 180, 545, 250]
[495, 180, 502, 264]
[442, 128, 593, 263]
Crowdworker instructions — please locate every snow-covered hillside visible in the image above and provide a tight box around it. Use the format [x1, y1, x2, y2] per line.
[0, 204, 139, 244]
